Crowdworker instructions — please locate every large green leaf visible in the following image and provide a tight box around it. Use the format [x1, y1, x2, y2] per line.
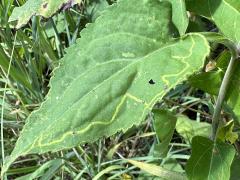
[186, 136, 236, 180]
[9, 0, 82, 28]
[186, 0, 240, 43]
[2, 0, 210, 174]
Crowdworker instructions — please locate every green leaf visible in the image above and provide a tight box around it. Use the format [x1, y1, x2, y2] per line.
[217, 120, 238, 144]
[153, 109, 177, 157]
[86, 0, 109, 22]
[9, 0, 82, 28]
[44, 14, 66, 37]
[189, 70, 223, 96]
[186, 0, 240, 43]
[2, 0, 210, 174]
[188, 50, 228, 96]
[187, 16, 206, 33]
[227, 60, 240, 122]
[127, 159, 187, 180]
[15, 159, 64, 180]
[189, 50, 240, 123]
[186, 136, 236, 180]
[167, 0, 189, 35]
[230, 155, 240, 180]
[176, 116, 211, 143]
[162, 159, 184, 173]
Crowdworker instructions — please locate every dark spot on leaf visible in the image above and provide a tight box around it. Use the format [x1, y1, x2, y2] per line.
[149, 79, 155, 85]
[43, 3, 48, 9]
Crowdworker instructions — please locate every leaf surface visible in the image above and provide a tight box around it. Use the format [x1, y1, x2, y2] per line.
[127, 159, 187, 180]
[2, 0, 210, 174]
[167, 0, 189, 35]
[186, 0, 240, 43]
[186, 136, 235, 180]
[163, 159, 184, 173]
[189, 50, 240, 123]
[230, 155, 240, 180]
[9, 0, 82, 28]
[176, 116, 211, 143]
[217, 120, 238, 144]
[153, 109, 177, 157]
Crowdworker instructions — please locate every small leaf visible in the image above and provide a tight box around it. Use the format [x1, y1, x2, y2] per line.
[2, 0, 210, 175]
[217, 120, 238, 144]
[9, 0, 82, 28]
[127, 159, 187, 180]
[189, 70, 223, 95]
[153, 109, 177, 157]
[163, 159, 184, 173]
[176, 116, 211, 143]
[86, 0, 109, 21]
[189, 47, 225, 96]
[44, 14, 66, 37]
[167, 0, 189, 35]
[189, 49, 240, 123]
[186, 136, 236, 180]
[186, 0, 240, 43]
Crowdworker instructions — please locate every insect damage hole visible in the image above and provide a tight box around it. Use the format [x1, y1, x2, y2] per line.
[148, 79, 155, 85]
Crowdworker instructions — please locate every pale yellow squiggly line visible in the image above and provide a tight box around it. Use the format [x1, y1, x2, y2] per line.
[33, 93, 148, 148]
[24, 34, 208, 154]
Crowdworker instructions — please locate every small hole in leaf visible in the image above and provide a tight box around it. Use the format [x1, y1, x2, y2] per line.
[149, 79, 155, 85]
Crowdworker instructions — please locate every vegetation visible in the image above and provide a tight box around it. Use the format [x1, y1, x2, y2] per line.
[0, 0, 240, 179]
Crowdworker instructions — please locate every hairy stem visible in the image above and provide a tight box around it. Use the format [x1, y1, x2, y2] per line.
[211, 47, 239, 141]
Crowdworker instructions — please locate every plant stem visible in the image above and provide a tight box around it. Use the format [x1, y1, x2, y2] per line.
[211, 47, 239, 141]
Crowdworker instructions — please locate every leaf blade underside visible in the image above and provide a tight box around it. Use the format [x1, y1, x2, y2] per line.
[2, 0, 210, 174]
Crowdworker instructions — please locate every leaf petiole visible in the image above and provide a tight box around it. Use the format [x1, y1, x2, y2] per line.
[211, 43, 239, 141]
